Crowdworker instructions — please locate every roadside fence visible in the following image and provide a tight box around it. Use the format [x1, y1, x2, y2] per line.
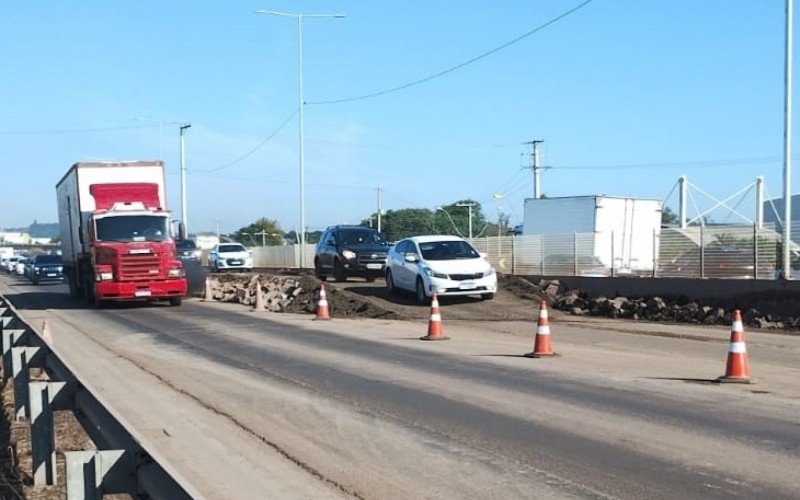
[212, 223, 791, 280]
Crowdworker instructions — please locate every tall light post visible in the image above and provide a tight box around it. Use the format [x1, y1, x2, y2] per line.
[255, 9, 344, 268]
[455, 202, 476, 239]
[783, 0, 794, 279]
[179, 123, 192, 239]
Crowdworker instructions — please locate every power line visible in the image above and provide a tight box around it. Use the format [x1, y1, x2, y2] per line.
[554, 156, 780, 171]
[0, 125, 153, 135]
[193, 108, 299, 173]
[309, 0, 598, 105]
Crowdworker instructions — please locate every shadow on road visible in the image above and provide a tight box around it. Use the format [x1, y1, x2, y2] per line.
[343, 285, 486, 307]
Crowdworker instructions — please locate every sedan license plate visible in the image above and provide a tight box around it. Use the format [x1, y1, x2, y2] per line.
[135, 290, 152, 297]
[458, 281, 477, 290]
[47, 273, 57, 277]
[366, 263, 382, 270]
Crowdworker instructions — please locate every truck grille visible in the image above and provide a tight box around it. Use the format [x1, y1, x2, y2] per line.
[118, 253, 161, 280]
[449, 272, 483, 281]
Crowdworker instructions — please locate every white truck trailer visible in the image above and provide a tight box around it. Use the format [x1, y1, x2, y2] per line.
[522, 195, 663, 274]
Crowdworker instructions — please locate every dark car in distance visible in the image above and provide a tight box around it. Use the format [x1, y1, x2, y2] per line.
[27, 254, 64, 285]
[175, 239, 201, 261]
[314, 226, 391, 282]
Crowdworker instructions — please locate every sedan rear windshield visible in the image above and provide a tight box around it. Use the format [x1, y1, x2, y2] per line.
[218, 244, 246, 253]
[418, 240, 479, 260]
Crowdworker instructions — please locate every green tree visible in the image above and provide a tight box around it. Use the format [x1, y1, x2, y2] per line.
[231, 218, 284, 246]
[662, 207, 679, 226]
[360, 199, 489, 241]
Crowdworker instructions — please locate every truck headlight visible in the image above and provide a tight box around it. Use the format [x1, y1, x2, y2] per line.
[342, 250, 357, 260]
[167, 268, 185, 278]
[94, 265, 114, 281]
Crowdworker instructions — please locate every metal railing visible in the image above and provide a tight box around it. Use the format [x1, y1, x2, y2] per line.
[0, 299, 197, 499]
[211, 223, 792, 280]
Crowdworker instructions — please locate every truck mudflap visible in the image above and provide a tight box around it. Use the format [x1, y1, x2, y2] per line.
[95, 279, 187, 300]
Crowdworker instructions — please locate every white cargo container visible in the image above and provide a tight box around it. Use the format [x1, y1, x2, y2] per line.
[522, 196, 663, 273]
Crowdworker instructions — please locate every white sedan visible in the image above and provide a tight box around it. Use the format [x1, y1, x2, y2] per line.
[385, 235, 497, 304]
[208, 243, 253, 272]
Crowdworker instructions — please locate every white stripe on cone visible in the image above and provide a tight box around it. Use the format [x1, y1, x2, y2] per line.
[539, 309, 549, 319]
[729, 342, 747, 353]
[318, 300, 328, 307]
[537, 326, 551, 335]
[430, 313, 441, 322]
[731, 320, 743, 332]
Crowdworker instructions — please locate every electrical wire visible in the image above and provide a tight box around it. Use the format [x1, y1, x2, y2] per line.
[0, 125, 152, 135]
[554, 156, 779, 171]
[309, 0, 598, 105]
[193, 108, 299, 174]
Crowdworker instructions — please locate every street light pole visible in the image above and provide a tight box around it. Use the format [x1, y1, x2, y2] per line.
[255, 9, 344, 269]
[179, 124, 191, 240]
[783, 0, 794, 279]
[456, 202, 476, 239]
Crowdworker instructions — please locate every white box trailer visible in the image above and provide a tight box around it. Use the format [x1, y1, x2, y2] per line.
[56, 161, 168, 263]
[522, 195, 663, 273]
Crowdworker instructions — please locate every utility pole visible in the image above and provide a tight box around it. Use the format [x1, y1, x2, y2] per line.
[179, 123, 192, 239]
[456, 202, 476, 239]
[524, 140, 545, 199]
[376, 186, 383, 233]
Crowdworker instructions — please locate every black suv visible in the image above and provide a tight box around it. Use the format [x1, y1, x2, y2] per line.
[175, 239, 200, 261]
[27, 253, 64, 285]
[314, 226, 390, 282]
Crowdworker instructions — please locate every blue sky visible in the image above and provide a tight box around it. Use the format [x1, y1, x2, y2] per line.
[0, 1, 795, 234]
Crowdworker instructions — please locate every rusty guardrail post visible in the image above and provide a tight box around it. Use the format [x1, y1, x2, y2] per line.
[66, 449, 135, 499]
[30, 381, 67, 485]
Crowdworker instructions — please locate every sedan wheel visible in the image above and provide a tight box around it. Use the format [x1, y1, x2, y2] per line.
[415, 278, 429, 305]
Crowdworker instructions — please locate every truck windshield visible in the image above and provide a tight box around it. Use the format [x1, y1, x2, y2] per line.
[95, 215, 170, 242]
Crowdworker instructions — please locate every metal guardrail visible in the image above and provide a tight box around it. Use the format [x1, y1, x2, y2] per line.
[213, 223, 791, 280]
[0, 299, 198, 499]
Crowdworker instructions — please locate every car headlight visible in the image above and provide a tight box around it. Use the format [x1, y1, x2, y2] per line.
[342, 250, 357, 260]
[34, 266, 41, 272]
[423, 266, 448, 279]
[167, 268, 185, 278]
[485, 267, 496, 276]
[193, 250, 202, 258]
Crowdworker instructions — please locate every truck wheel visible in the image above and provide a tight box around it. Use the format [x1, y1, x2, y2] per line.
[67, 270, 80, 298]
[169, 298, 182, 307]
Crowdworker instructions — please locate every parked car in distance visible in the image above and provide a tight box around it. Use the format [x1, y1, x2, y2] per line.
[15, 258, 29, 275]
[175, 239, 201, 261]
[314, 225, 390, 282]
[26, 253, 64, 284]
[385, 235, 497, 304]
[208, 243, 253, 272]
[5, 255, 21, 273]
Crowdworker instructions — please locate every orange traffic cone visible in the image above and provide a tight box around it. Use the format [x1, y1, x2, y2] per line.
[420, 294, 449, 341]
[315, 284, 331, 320]
[524, 300, 555, 358]
[42, 320, 53, 345]
[717, 310, 751, 383]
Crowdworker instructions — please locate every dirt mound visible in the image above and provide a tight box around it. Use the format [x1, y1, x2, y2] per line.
[207, 273, 401, 319]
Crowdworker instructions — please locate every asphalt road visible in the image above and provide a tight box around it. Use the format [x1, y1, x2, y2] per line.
[3, 272, 800, 499]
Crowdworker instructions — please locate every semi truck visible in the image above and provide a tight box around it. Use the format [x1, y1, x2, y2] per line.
[56, 161, 187, 306]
